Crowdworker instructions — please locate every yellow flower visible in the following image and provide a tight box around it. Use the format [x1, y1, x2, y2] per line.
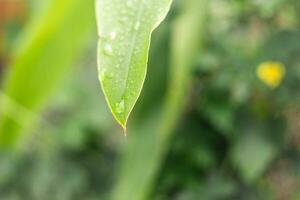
[256, 61, 286, 88]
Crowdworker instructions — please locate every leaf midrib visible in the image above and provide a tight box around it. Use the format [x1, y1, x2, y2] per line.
[120, 0, 147, 104]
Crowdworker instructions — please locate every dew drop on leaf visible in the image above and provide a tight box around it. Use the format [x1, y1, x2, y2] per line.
[116, 100, 125, 114]
[109, 31, 117, 40]
[103, 42, 113, 56]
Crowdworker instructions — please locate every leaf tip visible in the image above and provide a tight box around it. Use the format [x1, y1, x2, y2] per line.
[117, 119, 128, 137]
[111, 111, 128, 136]
[123, 126, 127, 137]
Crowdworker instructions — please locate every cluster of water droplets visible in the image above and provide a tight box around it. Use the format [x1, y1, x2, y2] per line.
[101, 31, 117, 57]
[115, 99, 125, 114]
[99, 30, 118, 80]
[99, 29, 126, 115]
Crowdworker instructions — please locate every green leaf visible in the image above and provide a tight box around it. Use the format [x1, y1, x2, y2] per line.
[231, 133, 277, 182]
[0, 0, 94, 149]
[96, 0, 173, 128]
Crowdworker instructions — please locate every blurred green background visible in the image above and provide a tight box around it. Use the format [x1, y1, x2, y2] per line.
[1, 0, 300, 199]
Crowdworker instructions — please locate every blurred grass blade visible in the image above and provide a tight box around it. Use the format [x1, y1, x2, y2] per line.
[96, 0, 173, 129]
[111, 0, 208, 199]
[0, 0, 95, 149]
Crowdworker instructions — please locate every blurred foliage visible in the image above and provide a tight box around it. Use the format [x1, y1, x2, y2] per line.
[0, 0, 300, 200]
[0, 0, 95, 148]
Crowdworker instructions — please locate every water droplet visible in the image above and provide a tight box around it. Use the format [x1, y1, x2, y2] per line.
[109, 31, 117, 40]
[101, 71, 114, 80]
[103, 42, 113, 56]
[115, 100, 125, 114]
[134, 22, 140, 30]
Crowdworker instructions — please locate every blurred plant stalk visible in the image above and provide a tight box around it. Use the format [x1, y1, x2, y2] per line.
[0, 0, 95, 150]
[111, 0, 208, 199]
